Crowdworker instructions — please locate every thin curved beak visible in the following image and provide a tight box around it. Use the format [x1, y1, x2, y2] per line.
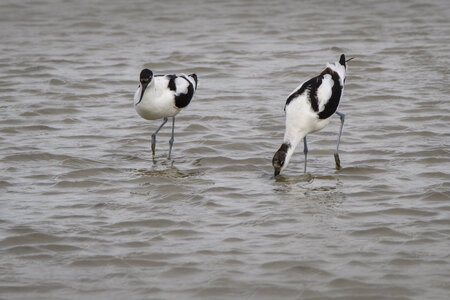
[345, 57, 355, 63]
[137, 82, 148, 105]
[274, 170, 280, 177]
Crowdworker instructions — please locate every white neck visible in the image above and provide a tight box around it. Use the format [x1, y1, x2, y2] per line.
[282, 131, 306, 171]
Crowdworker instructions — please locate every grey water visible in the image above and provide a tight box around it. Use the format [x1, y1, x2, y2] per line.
[1, 0, 449, 299]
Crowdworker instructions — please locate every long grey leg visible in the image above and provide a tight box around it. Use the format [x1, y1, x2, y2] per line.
[334, 111, 345, 170]
[303, 136, 308, 173]
[151, 117, 168, 158]
[168, 117, 175, 159]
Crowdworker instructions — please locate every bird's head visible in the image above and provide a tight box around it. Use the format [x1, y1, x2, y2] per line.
[140, 68, 153, 85]
[272, 143, 290, 177]
[135, 69, 153, 105]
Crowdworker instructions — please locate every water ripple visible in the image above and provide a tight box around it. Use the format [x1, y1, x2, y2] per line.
[0, 0, 449, 299]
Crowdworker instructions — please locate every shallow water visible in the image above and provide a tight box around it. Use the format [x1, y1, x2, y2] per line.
[1, 0, 449, 299]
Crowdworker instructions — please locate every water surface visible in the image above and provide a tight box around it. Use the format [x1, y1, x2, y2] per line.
[1, 0, 449, 299]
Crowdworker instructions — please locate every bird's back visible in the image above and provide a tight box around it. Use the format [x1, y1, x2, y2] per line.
[282, 58, 347, 136]
[285, 62, 346, 120]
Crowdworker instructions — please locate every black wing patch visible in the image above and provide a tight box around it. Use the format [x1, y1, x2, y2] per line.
[318, 69, 342, 119]
[174, 76, 194, 108]
[284, 76, 322, 112]
[309, 76, 322, 112]
[285, 68, 343, 120]
[167, 75, 177, 91]
[285, 80, 308, 110]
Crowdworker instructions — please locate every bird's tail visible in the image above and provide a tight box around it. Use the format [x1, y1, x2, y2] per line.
[339, 54, 355, 67]
[328, 54, 350, 85]
[189, 74, 198, 90]
[339, 54, 346, 66]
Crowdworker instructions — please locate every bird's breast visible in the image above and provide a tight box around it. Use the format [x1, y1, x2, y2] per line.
[135, 88, 180, 120]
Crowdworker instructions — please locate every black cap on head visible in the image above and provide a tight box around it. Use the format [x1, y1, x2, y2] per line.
[136, 69, 153, 105]
[140, 69, 153, 84]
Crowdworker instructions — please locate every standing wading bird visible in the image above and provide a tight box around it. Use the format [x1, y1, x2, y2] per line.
[134, 69, 198, 159]
[272, 54, 354, 177]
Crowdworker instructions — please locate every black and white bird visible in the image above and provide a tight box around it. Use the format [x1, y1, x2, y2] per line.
[134, 69, 198, 159]
[272, 54, 353, 176]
